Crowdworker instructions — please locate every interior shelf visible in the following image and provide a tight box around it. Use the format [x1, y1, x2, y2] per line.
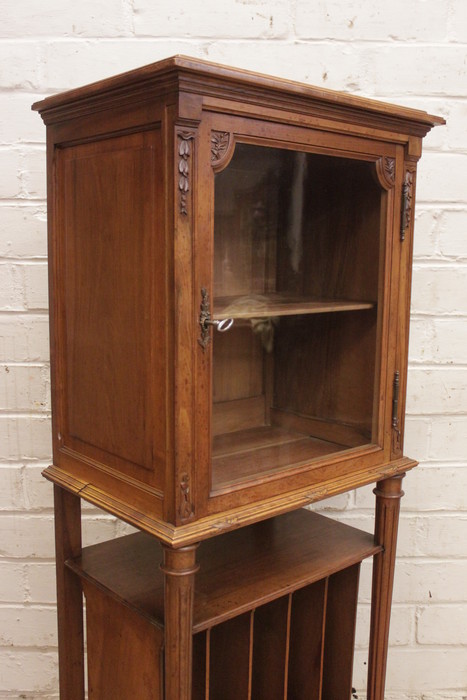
[214, 293, 375, 320]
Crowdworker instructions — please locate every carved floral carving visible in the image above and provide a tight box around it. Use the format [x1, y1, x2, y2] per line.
[383, 157, 395, 185]
[401, 169, 414, 241]
[178, 131, 195, 215]
[376, 155, 396, 190]
[211, 131, 230, 162]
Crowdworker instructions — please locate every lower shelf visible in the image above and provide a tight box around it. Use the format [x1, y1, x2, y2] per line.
[67, 509, 381, 699]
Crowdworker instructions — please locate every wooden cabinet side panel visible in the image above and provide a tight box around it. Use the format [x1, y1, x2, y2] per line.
[51, 129, 167, 492]
[83, 582, 164, 700]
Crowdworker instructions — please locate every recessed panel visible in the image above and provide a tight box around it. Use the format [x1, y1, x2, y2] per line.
[59, 130, 164, 484]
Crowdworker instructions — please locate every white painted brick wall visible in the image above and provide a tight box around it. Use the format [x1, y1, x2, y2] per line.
[0, 1, 465, 698]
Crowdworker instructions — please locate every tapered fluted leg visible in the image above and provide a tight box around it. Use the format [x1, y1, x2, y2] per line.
[54, 486, 85, 699]
[162, 544, 199, 700]
[367, 474, 405, 700]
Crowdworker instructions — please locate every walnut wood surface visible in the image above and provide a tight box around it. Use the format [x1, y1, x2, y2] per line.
[53, 486, 84, 700]
[367, 475, 405, 700]
[83, 582, 163, 700]
[66, 508, 380, 633]
[162, 545, 199, 700]
[322, 564, 361, 699]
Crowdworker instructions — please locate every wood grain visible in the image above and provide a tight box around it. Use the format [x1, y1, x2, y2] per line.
[66, 508, 381, 633]
[83, 581, 163, 700]
[53, 486, 85, 700]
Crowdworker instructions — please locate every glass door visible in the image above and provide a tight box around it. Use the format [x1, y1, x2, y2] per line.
[210, 142, 384, 491]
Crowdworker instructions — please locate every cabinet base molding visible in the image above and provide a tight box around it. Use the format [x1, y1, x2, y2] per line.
[43, 457, 416, 547]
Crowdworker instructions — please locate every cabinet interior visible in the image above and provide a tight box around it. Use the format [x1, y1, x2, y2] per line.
[212, 144, 384, 490]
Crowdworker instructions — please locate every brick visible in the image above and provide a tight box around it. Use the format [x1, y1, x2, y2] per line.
[430, 417, 467, 461]
[365, 46, 467, 96]
[430, 318, 467, 366]
[394, 561, 467, 603]
[296, 0, 448, 42]
[354, 467, 467, 512]
[0, 650, 57, 692]
[0, 315, 49, 363]
[20, 148, 47, 199]
[411, 266, 467, 315]
[0, 94, 46, 145]
[0, 466, 23, 509]
[0, 42, 40, 89]
[413, 209, 442, 259]
[134, 0, 291, 39]
[0, 265, 25, 311]
[42, 40, 202, 90]
[206, 41, 361, 90]
[417, 604, 467, 645]
[403, 417, 431, 462]
[402, 466, 467, 512]
[0, 364, 50, 413]
[406, 368, 467, 415]
[414, 515, 467, 558]
[0, 149, 21, 198]
[417, 153, 467, 203]
[26, 562, 56, 604]
[438, 210, 467, 259]
[0, 606, 57, 646]
[23, 465, 54, 510]
[445, 101, 467, 153]
[353, 465, 467, 512]
[408, 319, 436, 365]
[447, 0, 467, 42]
[355, 604, 413, 648]
[23, 263, 49, 310]
[0, 206, 47, 258]
[0, 0, 131, 38]
[385, 649, 467, 691]
[354, 648, 467, 692]
[0, 515, 55, 558]
[0, 563, 27, 603]
[81, 514, 118, 547]
[0, 415, 52, 461]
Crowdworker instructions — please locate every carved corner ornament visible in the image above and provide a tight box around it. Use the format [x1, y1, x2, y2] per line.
[179, 472, 194, 521]
[376, 156, 396, 190]
[178, 131, 195, 215]
[211, 131, 230, 162]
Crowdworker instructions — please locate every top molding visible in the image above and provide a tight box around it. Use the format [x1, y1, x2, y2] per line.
[32, 54, 445, 136]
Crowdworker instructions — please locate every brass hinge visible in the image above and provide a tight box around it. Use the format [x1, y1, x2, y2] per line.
[392, 370, 400, 428]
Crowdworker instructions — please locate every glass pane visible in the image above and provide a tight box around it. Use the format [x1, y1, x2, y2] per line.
[212, 143, 383, 490]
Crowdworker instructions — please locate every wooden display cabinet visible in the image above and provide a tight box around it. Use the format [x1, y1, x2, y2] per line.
[33, 56, 443, 699]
